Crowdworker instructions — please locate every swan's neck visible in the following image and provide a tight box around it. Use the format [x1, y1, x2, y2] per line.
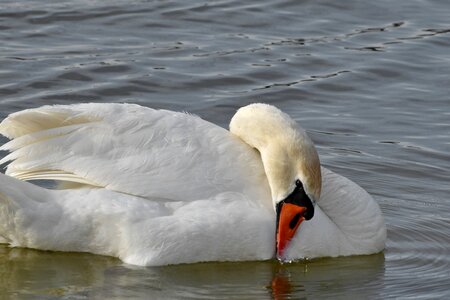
[229, 104, 321, 204]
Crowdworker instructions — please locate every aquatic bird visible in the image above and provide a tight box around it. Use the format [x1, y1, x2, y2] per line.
[0, 103, 386, 266]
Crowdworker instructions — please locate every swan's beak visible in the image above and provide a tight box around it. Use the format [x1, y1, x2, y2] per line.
[276, 202, 307, 259]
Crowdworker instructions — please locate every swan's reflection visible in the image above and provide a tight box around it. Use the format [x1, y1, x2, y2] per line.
[270, 264, 297, 300]
[0, 245, 385, 299]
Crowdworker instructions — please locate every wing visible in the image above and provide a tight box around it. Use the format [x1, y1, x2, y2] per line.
[0, 103, 270, 203]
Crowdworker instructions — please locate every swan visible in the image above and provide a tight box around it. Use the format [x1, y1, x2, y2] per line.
[0, 103, 386, 266]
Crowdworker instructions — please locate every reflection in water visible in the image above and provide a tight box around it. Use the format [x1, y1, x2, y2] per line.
[0, 244, 386, 299]
[268, 255, 386, 299]
[270, 264, 297, 300]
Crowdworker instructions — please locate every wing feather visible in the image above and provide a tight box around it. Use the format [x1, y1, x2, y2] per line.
[0, 103, 269, 203]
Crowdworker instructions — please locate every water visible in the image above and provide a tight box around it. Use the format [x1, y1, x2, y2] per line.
[0, 0, 449, 298]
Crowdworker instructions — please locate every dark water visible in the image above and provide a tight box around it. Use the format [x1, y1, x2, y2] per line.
[1, 0, 449, 298]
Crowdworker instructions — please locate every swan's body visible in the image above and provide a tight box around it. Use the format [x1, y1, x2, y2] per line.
[0, 103, 386, 266]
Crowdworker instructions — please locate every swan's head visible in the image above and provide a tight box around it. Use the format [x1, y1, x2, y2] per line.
[230, 103, 321, 260]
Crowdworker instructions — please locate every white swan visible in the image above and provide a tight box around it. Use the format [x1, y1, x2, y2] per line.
[0, 103, 386, 266]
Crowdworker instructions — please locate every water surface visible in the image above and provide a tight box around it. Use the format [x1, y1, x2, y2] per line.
[1, 0, 449, 298]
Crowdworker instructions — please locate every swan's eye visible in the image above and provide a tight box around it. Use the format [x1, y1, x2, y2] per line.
[295, 179, 302, 188]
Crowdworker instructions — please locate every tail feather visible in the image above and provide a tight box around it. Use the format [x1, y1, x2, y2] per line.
[0, 105, 99, 139]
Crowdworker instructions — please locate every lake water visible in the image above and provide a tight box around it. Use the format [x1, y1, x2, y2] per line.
[1, 0, 449, 298]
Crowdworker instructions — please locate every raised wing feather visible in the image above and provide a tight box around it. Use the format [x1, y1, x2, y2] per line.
[0, 103, 269, 203]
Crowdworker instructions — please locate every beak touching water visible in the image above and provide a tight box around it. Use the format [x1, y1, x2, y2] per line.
[275, 182, 315, 260]
[276, 202, 306, 258]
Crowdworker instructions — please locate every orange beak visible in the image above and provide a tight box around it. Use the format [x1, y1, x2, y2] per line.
[276, 203, 307, 259]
